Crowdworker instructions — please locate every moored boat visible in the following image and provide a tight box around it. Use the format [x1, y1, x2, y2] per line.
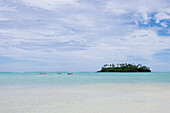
[67, 73, 74, 75]
[39, 73, 47, 75]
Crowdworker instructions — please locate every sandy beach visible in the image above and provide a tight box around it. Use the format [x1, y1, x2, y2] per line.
[0, 83, 170, 113]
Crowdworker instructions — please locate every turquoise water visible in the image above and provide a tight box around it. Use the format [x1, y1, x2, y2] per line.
[0, 72, 170, 87]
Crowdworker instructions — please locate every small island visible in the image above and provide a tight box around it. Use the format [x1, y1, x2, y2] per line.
[98, 63, 151, 72]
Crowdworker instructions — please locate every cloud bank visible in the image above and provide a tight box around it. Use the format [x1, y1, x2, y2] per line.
[0, 0, 170, 72]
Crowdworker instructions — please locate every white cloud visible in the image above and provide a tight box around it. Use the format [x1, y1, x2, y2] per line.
[0, 0, 170, 71]
[105, 0, 170, 24]
[105, 1, 128, 15]
[0, 1, 16, 11]
[0, 1, 16, 22]
[154, 8, 170, 23]
[0, 17, 9, 21]
[155, 13, 170, 23]
[160, 22, 168, 28]
[153, 8, 170, 27]
[21, 0, 78, 10]
[90, 29, 170, 60]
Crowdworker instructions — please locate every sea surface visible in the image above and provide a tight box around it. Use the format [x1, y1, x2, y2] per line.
[0, 72, 170, 88]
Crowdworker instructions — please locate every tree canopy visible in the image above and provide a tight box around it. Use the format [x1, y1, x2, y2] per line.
[98, 63, 151, 72]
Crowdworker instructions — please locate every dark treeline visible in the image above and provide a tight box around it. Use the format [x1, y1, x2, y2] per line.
[98, 63, 151, 72]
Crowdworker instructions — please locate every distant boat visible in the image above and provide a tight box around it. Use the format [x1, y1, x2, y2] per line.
[39, 73, 47, 75]
[67, 73, 74, 75]
[56, 73, 62, 75]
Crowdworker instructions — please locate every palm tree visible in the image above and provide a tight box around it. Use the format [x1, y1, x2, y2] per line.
[112, 63, 115, 68]
[137, 64, 142, 68]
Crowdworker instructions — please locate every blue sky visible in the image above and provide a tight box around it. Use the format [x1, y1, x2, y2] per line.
[0, 0, 170, 72]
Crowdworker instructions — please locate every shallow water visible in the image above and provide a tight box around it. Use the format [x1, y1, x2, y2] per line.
[0, 72, 170, 88]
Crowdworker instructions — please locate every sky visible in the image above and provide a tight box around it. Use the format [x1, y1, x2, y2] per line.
[0, 0, 170, 72]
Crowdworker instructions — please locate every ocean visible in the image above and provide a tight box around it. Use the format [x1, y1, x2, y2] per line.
[0, 72, 170, 88]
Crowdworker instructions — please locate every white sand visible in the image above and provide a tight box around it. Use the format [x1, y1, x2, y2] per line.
[0, 83, 170, 113]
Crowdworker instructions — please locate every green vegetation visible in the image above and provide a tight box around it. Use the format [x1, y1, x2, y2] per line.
[98, 63, 151, 72]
